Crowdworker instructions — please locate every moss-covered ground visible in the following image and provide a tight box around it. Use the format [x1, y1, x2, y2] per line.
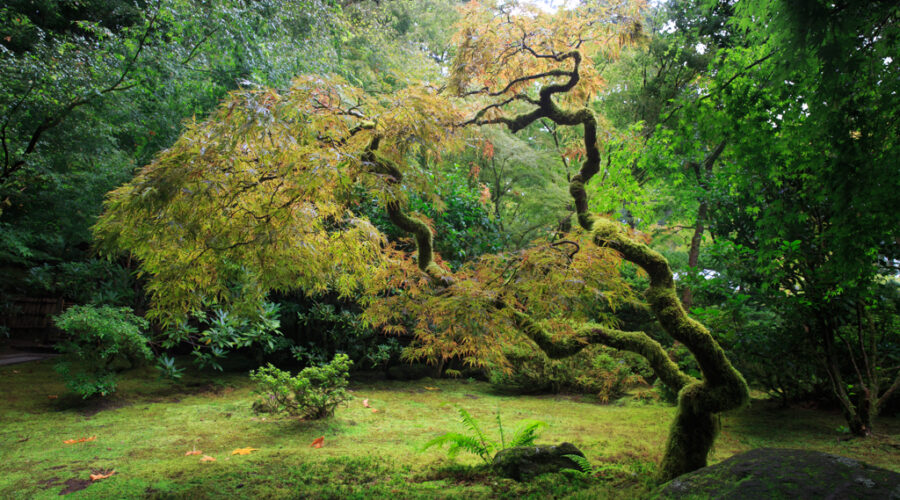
[1, 360, 898, 499]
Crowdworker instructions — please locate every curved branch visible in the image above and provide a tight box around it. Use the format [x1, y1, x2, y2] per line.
[362, 135, 448, 283]
[509, 309, 694, 392]
[469, 42, 749, 481]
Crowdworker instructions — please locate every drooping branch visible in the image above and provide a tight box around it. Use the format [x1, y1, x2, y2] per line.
[362, 135, 447, 282]
[508, 309, 695, 393]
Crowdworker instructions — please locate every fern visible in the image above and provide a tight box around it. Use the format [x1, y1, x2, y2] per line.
[508, 420, 547, 447]
[457, 407, 497, 457]
[560, 453, 595, 477]
[422, 406, 546, 464]
[423, 433, 492, 462]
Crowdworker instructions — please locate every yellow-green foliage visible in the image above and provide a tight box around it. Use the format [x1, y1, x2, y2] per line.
[442, 0, 749, 482]
[94, 76, 467, 326]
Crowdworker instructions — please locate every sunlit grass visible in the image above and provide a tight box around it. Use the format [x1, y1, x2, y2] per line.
[1, 360, 897, 499]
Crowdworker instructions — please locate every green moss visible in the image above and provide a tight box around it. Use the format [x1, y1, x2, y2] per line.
[2, 361, 899, 498]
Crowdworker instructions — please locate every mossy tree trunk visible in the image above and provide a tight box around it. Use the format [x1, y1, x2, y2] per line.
[465, 49, 749, 482]
[371, 48, 749, 483]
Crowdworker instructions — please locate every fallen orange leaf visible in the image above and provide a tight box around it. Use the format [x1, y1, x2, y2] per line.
[231, 447, 258, 455]
[89, 470, 115, 482]
[362, 398, 370, 408]
[63, 436, 96, 445]
[424, 386, 439, 391]
[185, 450, 202, 456]
[310, 437, 324, 448]
[200, 455, 216, 462]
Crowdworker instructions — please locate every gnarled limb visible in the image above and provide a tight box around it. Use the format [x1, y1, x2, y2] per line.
[509, 309, 695, 393]
[467, 47, 749, 482]
[362, 134, 447, 282]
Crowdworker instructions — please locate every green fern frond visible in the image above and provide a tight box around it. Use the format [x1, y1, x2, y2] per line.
[565, 454, 593, 473]
[508, 420, 547, 447]
[422, 406, 550, 465]
[496, 411, 506, 449]
[456, 406, 497, 455]
[560, 454, 594, 477]
[423, 432, 492, 462]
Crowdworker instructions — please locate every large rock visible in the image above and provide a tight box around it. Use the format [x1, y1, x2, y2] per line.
[492, 442, 585, 481]
[655, 448, 900, 499]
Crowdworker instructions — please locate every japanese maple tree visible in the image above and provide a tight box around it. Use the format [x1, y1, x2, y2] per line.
[96, 0, 747, 482]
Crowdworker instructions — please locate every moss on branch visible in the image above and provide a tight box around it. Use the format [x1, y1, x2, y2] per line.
[511, 310, 695, 392]
[479, 49, 749, 482]
[363, 134, 447, 283]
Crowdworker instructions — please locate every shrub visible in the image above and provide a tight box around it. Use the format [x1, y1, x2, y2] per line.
[291, 297, 401, 369]
[53, 305, 152, 398]
[250, 353, 352, 419]
[28, 259, 137, 306]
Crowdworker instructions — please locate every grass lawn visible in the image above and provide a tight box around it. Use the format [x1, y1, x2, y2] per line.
[1, 360, 898, 499]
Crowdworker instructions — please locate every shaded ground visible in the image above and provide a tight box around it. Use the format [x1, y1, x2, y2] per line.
[0, 347, 57, 366]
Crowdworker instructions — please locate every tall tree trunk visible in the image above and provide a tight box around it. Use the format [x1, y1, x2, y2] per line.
[681, 201, 707, 310]
[680, 140, 726, 309]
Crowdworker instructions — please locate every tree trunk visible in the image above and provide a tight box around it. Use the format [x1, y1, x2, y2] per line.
[658, 397, 718, 479]
[681, 201, 707, 310]
[821, 322, 873, 437]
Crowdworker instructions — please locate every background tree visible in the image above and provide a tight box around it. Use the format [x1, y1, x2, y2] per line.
[708, 0, 898, 436]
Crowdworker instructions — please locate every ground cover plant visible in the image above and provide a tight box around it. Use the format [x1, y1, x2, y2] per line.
[1, 360, 898, 499]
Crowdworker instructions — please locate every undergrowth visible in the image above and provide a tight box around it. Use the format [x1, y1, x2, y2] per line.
[1, 359, 898, 499]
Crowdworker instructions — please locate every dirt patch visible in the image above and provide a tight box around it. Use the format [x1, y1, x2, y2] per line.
[58, 477, 91, 495]
[38, 477, 59, 489]
[51, 394, 132, 417]
[79, 398, 132, 417]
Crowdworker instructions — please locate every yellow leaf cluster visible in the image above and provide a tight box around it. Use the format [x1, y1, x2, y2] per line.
[449, 0, 646, 105]
[94, 75, 472, 324]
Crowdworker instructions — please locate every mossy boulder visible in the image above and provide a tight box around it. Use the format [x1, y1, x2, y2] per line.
[492, 442, 584, 481]
[655, 448, 900, 499]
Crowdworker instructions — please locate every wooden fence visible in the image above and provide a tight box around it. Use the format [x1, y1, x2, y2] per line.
[2, 297, 73, 336]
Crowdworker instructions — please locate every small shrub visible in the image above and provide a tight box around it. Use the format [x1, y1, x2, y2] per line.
[423, 406, 546, 464]
[250, 353, 352, 419]
[53, 305, 152, 398]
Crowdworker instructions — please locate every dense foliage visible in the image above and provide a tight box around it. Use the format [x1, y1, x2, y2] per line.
[52, 305, 152, 398]
[250, 353, 352, 419]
